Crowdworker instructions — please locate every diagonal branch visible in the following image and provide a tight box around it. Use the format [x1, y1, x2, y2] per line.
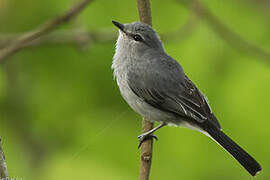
[0, 4, 197, 53]
[0, 30, 116, 50]
[0, 19, 198, 50]
[178, 0, 270, 64]
[161, 11, 199, 43]
[0, 0, 94, 63]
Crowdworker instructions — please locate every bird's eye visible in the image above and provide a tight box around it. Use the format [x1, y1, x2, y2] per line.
[133, 34, 143, 41]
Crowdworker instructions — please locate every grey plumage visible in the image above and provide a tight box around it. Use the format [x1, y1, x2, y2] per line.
[112, 20, 261, 176]
[112, 21, 218, 129]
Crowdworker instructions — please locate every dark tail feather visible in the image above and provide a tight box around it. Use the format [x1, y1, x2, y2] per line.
[205, 122, 262, 176]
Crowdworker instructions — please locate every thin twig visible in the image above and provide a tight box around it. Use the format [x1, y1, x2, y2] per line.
[0, 0, 94, 63]
[0, 30, 116, 50]
[242, 0, 270, 23]
[139, 118, 154, 180]
[0, 4, 197, 52]
[178, 0, 270, 63]
[137, 0, 152, 26]
[161, 11, 199, 43]
[0, 21, 199, 50]
[136, 1, 154, 180]
[0, 138, 9, 179]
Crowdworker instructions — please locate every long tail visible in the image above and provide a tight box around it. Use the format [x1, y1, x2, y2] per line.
[204, 122, 262, 176]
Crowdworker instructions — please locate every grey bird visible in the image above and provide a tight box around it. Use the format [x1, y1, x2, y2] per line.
[112, 20, 261, 176]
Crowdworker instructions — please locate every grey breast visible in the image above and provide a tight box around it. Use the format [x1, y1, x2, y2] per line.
[113, 50, 179, 123]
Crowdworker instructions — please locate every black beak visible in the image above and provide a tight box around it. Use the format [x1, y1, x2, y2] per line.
[112, 20, 125, 32]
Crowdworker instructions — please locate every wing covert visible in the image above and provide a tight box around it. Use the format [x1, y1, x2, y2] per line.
[127, 57, 220, 128]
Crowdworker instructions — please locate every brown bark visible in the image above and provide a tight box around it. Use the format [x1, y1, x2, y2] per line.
[136, 1, 154, 180]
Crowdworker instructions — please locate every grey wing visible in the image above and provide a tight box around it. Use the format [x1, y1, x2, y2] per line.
[127, 59, 221, 129]
[179, 75, 221, 128]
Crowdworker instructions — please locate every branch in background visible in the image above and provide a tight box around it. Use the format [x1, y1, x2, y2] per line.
[2, 0, 267, 65]
[0, 0, 94, 63]
[178, 0, 270, 63]
[0, 20, 198, 50]
[0, 30, 116, 50]
[161, 11, 199, 43]
[136, 1, 154, 180]
[243, 0, 270, 23]
[0, 138, 9, 179]
[0, 1, 196, 53]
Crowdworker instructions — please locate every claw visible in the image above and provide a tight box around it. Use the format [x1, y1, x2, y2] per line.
[137, 133, 158, 149]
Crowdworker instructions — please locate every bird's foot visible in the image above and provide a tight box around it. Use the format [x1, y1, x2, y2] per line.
[137, 133, 158, 149]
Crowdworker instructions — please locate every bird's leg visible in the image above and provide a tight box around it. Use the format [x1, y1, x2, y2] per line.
[138, 122, 167, 148]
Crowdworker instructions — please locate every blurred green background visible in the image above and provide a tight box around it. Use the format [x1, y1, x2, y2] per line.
[0, 0, 269, 179]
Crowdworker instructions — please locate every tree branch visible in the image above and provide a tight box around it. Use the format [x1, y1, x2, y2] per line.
[0, 19, 198, 50]
[139, 118, 154, 180]
[161, 11, 199, 43]
[0, 0, 94, 63]
[136, 1, 154, 180]
[242, 0, 270, 23]
[0, 5, 197, 53]
[0, 30, 116, 50]
[178, 0, 270, 64]
[0, 138, 8, 179]
[137, 0, 152, 26]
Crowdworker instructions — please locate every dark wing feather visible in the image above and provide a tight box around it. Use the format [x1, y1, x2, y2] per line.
[180, 75, 221, 128]
[127, 56, 220, 128]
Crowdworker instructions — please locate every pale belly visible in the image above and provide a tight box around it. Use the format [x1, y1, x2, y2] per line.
[117, 77, 181, 125]
[114, 71, 204, 132]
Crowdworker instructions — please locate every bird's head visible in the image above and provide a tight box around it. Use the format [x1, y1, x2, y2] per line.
[112, 20, 164, 53]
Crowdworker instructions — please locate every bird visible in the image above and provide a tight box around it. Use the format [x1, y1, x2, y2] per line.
[111, 20, 262, 176]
